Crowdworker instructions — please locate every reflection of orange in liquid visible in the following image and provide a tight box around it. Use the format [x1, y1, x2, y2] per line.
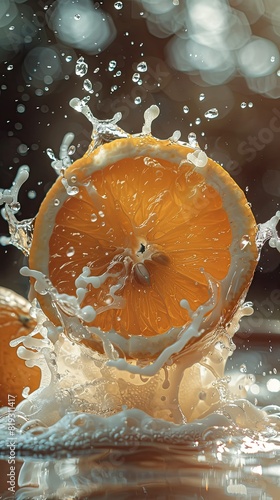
[0, 288, 41, 405]
[30, 136, 258, 348]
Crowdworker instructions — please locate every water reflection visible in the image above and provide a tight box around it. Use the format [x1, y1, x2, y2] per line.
[1, 438, 280, 499]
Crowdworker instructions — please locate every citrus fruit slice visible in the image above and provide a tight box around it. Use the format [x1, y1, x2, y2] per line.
[29, 134, 258, 361]
[0, 287, 41, 405]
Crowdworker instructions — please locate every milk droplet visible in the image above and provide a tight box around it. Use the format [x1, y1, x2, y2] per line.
[195, 117, 201, 125]
[204, 108, 219, 119]
[114, 1, 123, 9]
[91, 213, 97, 222]
[134, 96, 142, 105]
[46, 148, 57, 160]
[74, 14, 81, 20]
[7, 64, 13, 71]
[132, 72, 140, 82]
[108, 60, 117, 71]
[75, 57, 88, 77]
[188, 132, 197, 147]
[66, 56, 72, 62]
[137, 61, 147, 72]
[54, 199, 60, 206]
[240, 364, 247, 373]
[183, 105, 189, 114]
[199, 93, 205, 101]
[27, 190, 36, 199]
[83, 79, 93, 93]
[241, 102, 247, 109]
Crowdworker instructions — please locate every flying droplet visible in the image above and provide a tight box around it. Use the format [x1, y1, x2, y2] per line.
[46, 148, 57, 160]
[199, 93, 205, 101]
[183, 105, 189, 114]
[27, 190, 36, 200]
[108, 60, 117, 72]
[204, 108, 219, 119]
[83, 79, 93, 93]
[75, 57, 88, 77]
[114, 1, 123, 9]
[188, 132, 197, 147]
[137, 61, 148, 72]
[132, 72, 140, 82]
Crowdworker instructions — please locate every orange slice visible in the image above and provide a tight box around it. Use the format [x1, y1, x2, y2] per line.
[29, 135, 258, 360]
[0, 287, 41, 405]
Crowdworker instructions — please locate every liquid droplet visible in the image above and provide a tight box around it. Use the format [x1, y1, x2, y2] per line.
[114, 1, 123, 9]
[83, 79, 93, 93]
[183, 105, 189, 114]
[46, 148, 57, 161]
[66, 145, 75, 157]
[204, 108, 219, 119]
[66, 246, 75, 257]
[67, 186, 79, 196]
[188, 132, 197, 147]
[134, 96, 142, 105]
[241, 102, 247, 109]
[199, 93, 205, 101]
[132, 72, 140, 83]
[137, 61, 147, 72]
[27, 190, 36, 200]
[108, 60, 117, 72]
[75, 57, 88, 77]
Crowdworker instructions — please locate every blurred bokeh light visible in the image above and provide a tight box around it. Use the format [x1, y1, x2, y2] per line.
[46, 0, 116, 54]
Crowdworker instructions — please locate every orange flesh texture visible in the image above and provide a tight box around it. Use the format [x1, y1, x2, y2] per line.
[48, 155, 232, 338]
[0, 289, 41, 405]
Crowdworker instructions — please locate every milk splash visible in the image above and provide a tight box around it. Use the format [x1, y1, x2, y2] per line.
[0, 99, 280, 500]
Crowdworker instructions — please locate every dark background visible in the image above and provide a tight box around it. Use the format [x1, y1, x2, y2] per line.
[0, 0, 280, 336]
